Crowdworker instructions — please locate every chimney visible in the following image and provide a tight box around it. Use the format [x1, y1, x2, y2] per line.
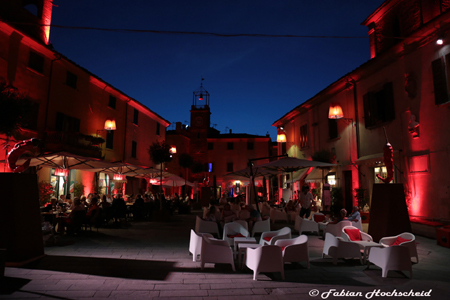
[229, 129, 232, 134]
[176, 122, 182, 130]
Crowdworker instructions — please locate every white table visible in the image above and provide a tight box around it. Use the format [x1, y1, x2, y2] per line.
[233, 237, 257, 258]
[237, 243, 262, 269]
[352, 241, 384, 263]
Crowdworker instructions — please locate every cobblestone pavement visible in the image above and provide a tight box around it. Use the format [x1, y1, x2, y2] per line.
[2, 211, 450, 299]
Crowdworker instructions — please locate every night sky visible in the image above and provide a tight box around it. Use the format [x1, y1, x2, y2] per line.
[48, 0, 385, 140]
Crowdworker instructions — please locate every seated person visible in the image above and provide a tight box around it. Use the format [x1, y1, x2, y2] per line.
[247, 204, 262, 231]
[230, 198, 241, 214]
[347, 206, 361, 223]
[218, 194, 228, 206]
[328, 208, 348, 224]
[221, 203, 236, 223]
[205, 205, 218, 222]
[86, 197, 99, 220]
[43, 197, 58, 212]
[286, 200, 296, 212]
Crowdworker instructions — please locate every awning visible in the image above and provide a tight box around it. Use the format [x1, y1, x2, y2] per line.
[355, 150, 399, 164]
[305, 167, 330, 182]
[22, 152, 123, 170]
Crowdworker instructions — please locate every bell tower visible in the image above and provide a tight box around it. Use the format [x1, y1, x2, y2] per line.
[0, 0, 53, 45]
[189, 80, 211, 162]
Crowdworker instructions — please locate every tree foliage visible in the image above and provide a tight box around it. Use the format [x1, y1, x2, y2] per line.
[148, 141, 172, 166]
[0, 82, 32, 138]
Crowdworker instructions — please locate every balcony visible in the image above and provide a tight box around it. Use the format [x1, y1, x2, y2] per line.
[44, 131, 104, 159]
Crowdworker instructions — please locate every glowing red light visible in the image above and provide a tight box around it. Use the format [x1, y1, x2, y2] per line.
[113, 174, 126, 181]
[55, 168, 69, 177]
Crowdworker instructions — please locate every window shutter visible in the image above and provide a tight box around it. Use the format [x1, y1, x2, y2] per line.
[383, 82, 395, 121]
[432, 58, 449, 105]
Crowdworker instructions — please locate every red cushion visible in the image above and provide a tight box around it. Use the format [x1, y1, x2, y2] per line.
[227, 233, 245, 238]
[314, 214, 326, 222]
[344, 228, 362, 241]
[391, 236, 411, 246]
[263, 237, 272, 242]
[281, 246, 286, 251]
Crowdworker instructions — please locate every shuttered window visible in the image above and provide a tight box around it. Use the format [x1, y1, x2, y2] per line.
[432, 57, 449, 105]
[363, 82, 395, 128]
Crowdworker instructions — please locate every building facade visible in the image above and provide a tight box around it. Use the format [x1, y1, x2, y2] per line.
[0, 0, 170, 198]
[273, 0, 450, 221]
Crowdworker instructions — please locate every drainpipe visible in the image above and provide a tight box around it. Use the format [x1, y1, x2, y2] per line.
[43, 54, 62, 138]
[348, 78, 361, 183]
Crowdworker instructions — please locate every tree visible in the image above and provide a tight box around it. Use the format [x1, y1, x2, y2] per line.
[148, 141, 172, 210]
[0, 82, 33, 170]
[178, 153, 193, 195]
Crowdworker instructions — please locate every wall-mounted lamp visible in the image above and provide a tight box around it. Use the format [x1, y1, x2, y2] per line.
[328, 103, 353, 125]
[277, 131, 286, 143]
[437, 38, 444, 45]
[169, 146, 177, 154]
[97, 119, 117, 136]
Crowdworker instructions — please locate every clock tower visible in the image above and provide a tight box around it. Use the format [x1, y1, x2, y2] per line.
[190, 82, 211, 163]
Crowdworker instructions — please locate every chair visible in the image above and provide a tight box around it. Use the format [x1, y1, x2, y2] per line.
[189, 230, 213, 262]
[379, 232, 418, 263]
[294, 216, 319, 235]
[233, 220, 249, 231]
[251, 218, 270, 237]
[341, 226, 373, 242]
[200, 235, 235, 271]
[322, 233, 363, 265]
[287, 205, 300, 223]
[269, 207, 288, 223]
[223, 222, 250, 247]
[260, 227, 291, 245]
[324, 220, 352, 237]
[367, 246, 412, 278]
[195, 216, 220, 238]
[245, 245, 284, 280]
[275, 235, 309, 268]
[312, 212, 326, 223]
[350, 218, 363, 231]
[259, 202, 271, 217]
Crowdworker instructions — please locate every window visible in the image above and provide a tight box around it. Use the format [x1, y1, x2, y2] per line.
[106, 131, 114, 149]
[300, 124, 308, 148]
[66, 71, 77, 89]
[131, 141, 137, 158]
[108, 95, 116, 109]
[208, 142, 214, 150]
[328, 119, 338, 140]
[55, 112, 80, 132]
[227, 142, 234, 150]
[363, 82, 395, 128]
[227, 162, 233, 172]
[22, 99, 39, 131]
[247, 142, 254, 150]
[133, 109, 139, 125]
[156, 122, 160, 135]
[374, 166, 395, 183]
[432, 57, 450, 105]
[28, 51, 44, 73]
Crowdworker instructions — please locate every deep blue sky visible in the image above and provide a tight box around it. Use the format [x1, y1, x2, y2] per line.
[49, 0, 385, 140]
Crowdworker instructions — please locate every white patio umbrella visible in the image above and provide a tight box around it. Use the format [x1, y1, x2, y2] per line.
[161, 175, 194, 187]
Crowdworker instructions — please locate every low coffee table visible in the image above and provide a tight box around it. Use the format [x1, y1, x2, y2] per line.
[233, 237, 257, 258]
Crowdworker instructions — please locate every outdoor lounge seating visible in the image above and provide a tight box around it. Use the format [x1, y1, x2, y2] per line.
[379, 232, 418, 263]
[251, 217, 270, 237]
[245, 245, 285, 280]
[189, 230, 213, 262]
[367, 245, 413, 278]
[341, 226, 373, 242]
[223, 222, 250, 247]
[294, 215, 319, 235]
[195, 216, 220, 238]
[322, 232, 363, 265]
[275, 235, 310, 268]
[233, 220, 249, 231]
[260, 227, 291, 245]
[269, 207, 288, 223]
[324, 220, 352, 237]
[200, 235, 235, 271]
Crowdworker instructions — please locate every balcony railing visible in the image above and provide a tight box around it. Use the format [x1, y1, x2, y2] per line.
[44, 131, 104, 158]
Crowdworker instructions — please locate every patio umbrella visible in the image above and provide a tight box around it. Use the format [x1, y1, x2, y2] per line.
[161, 175, 194, 187]
[258, 157, 337, 199]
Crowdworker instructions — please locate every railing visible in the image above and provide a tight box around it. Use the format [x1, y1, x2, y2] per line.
[44, 131, 104, 158]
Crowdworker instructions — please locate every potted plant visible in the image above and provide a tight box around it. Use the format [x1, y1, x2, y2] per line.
[73, 182, 85, 198]
[38, 181, 54, 206]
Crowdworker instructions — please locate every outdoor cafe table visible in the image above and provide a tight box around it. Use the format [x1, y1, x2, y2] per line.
[351, 241, 384, 263]
[233, 237, 257, 257]
[237, 243, 262, 270]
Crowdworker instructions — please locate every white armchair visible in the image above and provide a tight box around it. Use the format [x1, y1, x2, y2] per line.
[233, 220, 249, 231]
[195, 216, 220, 238]
[275, 235, 309, 268]
[322, 233, 363, 265]
[367, 246, 412, 278]
[379, 232, 418, 263]
[200, 235, 235, 271]
[349, 218, 363, 231]
[246, 245, 285, 280]
[324, 220, 352, 237]
[294, 216, 319, 235]
[269, 207, 288, 223]
[189, 230, 213, 262]
[251, 218, 271, 237]
[223, 222, 250, 246]
[260, 227, 291, 245]
[341, 226, 373, 242]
